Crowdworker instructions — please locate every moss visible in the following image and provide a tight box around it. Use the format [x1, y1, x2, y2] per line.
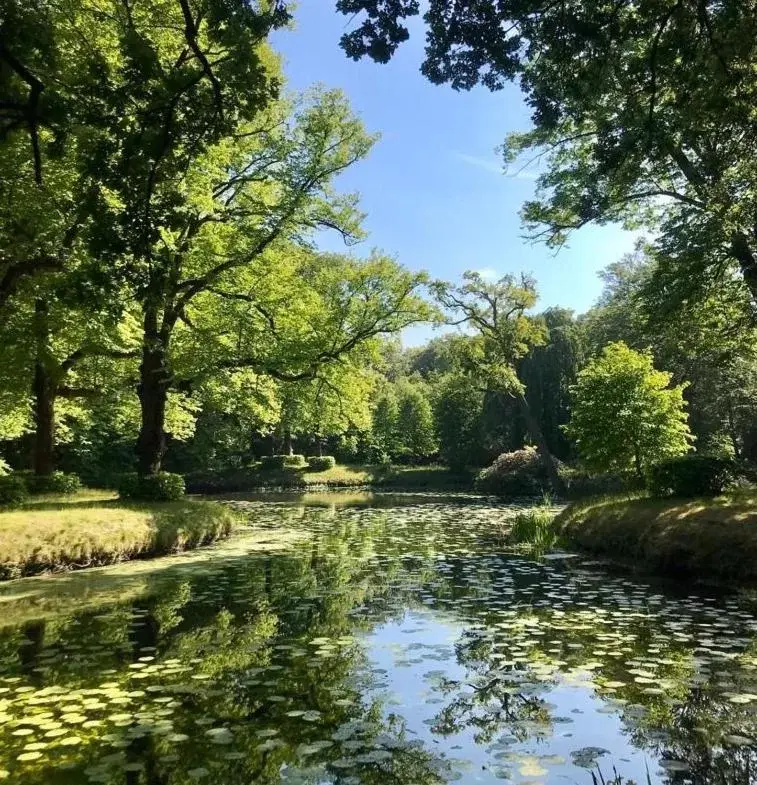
[0, 493, 238, 579]
[557, 490, 757, 584]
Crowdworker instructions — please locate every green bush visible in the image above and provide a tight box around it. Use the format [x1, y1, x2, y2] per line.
[118, 472, 186, 501]
[0, 476, 29, 508]
[306, 456, 336, 471]
[475, 447, 560, 497]
[559, 467, 631, 499]
[260, 454, 306, 471]
[508, 508, 558, 551]
[648, 455, 737, 498]
[23, 471, 82, 495]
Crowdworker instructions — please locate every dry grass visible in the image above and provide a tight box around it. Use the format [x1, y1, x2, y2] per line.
[0, 495, 238, 579]
[558, 489, 757, 584]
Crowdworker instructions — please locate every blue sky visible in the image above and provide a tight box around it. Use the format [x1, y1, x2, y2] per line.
[273, 6, 639, 344]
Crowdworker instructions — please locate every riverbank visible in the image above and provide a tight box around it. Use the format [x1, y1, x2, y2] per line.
[0, 491, 238, 579]
[185, 463, 474, 494]
[557, 490, 757, 584]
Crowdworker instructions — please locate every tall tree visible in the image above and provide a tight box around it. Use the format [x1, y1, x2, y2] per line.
[110, 86, 427, 475]
[0, 0, 289, 308]
[432, 271, 563, 491]
[338, 1, 757, 309]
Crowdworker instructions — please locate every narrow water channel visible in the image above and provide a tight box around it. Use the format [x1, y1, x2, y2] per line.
[0, 492, 755, 784]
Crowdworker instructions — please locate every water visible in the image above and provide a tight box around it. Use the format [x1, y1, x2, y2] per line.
[0, 492, 756, 784]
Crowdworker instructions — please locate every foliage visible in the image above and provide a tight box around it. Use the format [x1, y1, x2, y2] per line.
[566, 342, 693, 479]
[306, 456, 337, 471]
[586, 247, 757, 460]
[371, 388, 400, 460]
[434, 271, 563, 491]
[22, 471, 82, 496]
[508, 507, 558, 552]
[393, 380, 437, 461]
[118, 472, 186, 502]
[260, 454, 307, 470]
[432, 373, 485, 471]
[0, 458, 10, 476]
[0, 476, 29, 508]
[475, 447, 558, 498]
[648, 456, 738, 499]
[559, 467, 633, 501]
[338, 2, 757, 310]
[516, 308, 585, 460]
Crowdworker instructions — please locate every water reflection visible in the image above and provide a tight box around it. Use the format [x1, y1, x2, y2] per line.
[0, 494, 755, 784]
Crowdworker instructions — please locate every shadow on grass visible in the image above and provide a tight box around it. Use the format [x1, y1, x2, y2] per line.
[557, 489, 757, 585]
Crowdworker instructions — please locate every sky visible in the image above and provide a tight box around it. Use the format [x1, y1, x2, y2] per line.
[272, 5, 639, 345]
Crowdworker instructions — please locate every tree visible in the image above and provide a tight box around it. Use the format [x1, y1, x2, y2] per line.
[0, 0, 288, 309]
[432, 373, 484, 471]
[114, 87, 428, 475]
[516, 308, 585, 461]
[566, 342, 693, 479]
[586, 246, 757, 458]
[0, 278, 139, 474]
[433, 271, 563, 491]
[337, 2, 757, 311]
[395, 380, 437, 459]
[371, 388, 399, 460]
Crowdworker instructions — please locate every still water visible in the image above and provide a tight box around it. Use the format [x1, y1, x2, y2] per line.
[0, 492, 756, 784]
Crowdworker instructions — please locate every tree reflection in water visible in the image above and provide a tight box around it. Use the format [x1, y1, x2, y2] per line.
[0, 495, 755, 784]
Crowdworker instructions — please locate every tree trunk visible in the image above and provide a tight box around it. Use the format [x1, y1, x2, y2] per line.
[283, 429, 293, 455]
[731, 232, 757, 305]
[136, 309, 170, 476]
[515, 390, 565, 495]
[32, 299, 56, 475]
[33, 361, 56, 475]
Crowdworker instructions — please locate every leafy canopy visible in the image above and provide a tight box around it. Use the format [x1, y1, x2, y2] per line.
[338, 1, 757, 306]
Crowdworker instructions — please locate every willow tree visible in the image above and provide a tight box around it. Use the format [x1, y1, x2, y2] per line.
[337, 1, 757, 310]
[433, 271, 563, 492]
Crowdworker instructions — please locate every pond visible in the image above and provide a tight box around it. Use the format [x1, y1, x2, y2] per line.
[0, 492, 756, 784]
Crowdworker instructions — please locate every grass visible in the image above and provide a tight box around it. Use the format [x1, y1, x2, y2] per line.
[508, 506, 560, 552]
[0, 492, 238, 579]
[186, 463, 474, 494]
[557, 488, 757, 584]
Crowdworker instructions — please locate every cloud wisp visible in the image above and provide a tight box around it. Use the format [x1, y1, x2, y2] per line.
[451, 150, 539, 180]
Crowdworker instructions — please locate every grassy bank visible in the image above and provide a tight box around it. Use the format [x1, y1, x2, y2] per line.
[186, 463, 474, 494]
[557, 490, 757, 584]
[0, 491, 238, 579]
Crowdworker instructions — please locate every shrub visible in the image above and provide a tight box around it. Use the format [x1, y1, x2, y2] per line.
[118, 472, 186, 501]
[647, 455, 737, 498]
[306, 455, 336, 471]
[0, 476, 29, 508]
[260, 454, 306, 470]
[24, 471, 82, 495]
[508, 507, 558, 551]
[559, 467, 632, 499]
[0, 458, 11, 476]
[475, 447, 560, 497]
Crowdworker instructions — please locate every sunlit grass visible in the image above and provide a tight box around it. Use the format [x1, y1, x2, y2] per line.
[0, 493, 239, 579]
[558, 487, 757, 583]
